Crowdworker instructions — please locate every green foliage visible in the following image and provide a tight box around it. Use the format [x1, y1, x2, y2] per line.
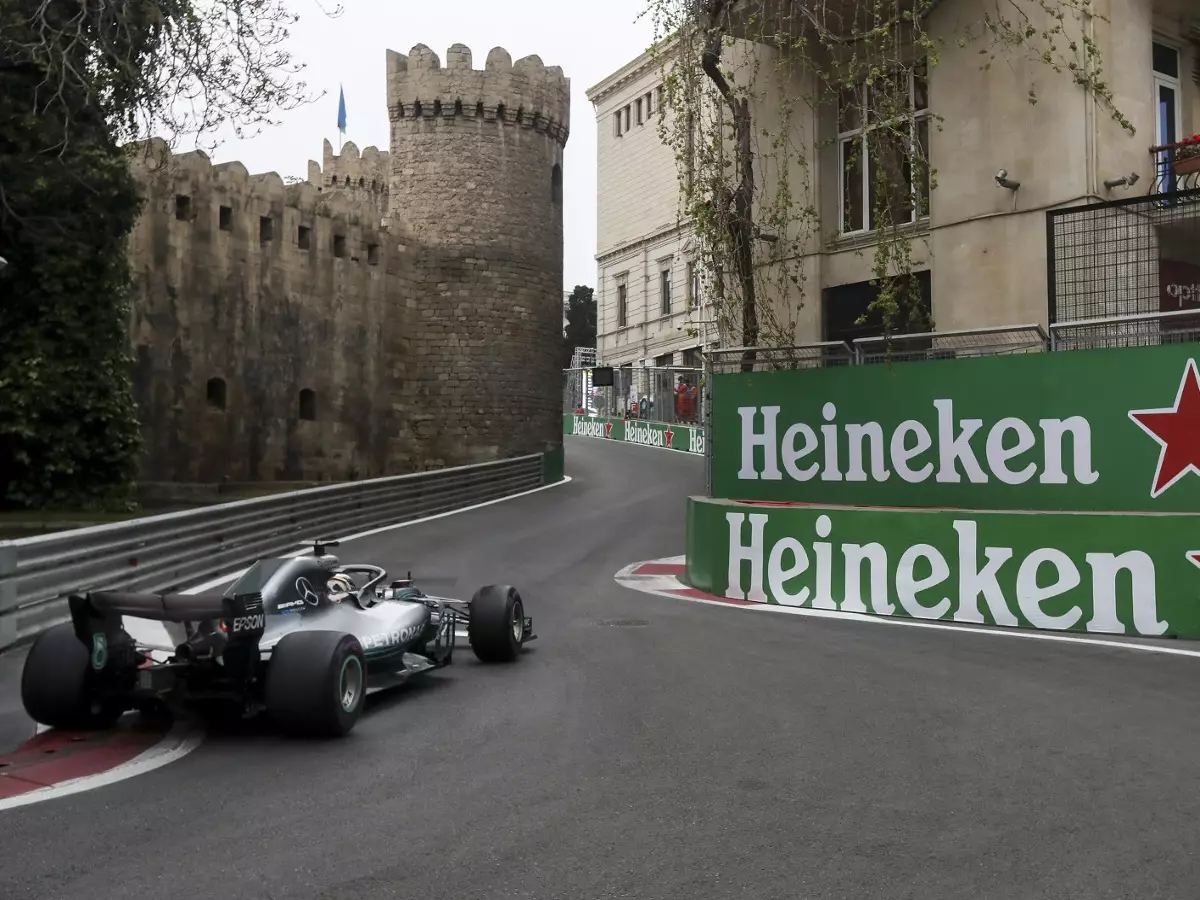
[0, 0, 334, 509]
[565, 285, 598, 349]
[0, 30, 144, 510]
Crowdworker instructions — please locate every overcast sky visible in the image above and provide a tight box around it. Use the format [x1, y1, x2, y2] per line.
[187, 0, 658, 293]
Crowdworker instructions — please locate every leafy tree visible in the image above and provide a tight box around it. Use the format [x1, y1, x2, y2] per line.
[642, 0, 1132, 370]
[565, 285, 598, 350]
[0, 0, 337, 509]
[560, 285, 597, 370]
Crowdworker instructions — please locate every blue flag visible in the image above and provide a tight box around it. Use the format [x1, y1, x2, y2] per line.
[337, 86, 347, 134]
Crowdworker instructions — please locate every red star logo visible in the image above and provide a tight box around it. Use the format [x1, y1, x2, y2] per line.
[664, 428, 674, 449]
[1129, 358, 1200, 498]
[604, 421, 613, 439]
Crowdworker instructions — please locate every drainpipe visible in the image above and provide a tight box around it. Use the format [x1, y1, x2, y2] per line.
[1082, 3, 1097, 197]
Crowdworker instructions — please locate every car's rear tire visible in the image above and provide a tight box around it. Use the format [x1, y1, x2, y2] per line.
[264, 631, 366, 737]
[20, 623, 124, 731]
[467, 585, 525, 663]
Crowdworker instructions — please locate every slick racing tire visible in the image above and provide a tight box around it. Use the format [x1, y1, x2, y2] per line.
[20, 622, 124, 731]
[265, 631, 366, 738]
[467, 584, 525, 663]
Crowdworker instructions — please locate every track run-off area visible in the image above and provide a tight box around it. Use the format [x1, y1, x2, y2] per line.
[2, 435, 1200, 899]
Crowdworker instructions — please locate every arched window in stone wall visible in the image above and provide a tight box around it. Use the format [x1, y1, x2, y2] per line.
[299, 388, 316, 421]
[206, 377, 226, 410]
[551, 163, 563, 204]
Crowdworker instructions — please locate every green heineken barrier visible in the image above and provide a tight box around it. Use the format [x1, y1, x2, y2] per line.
[685, 495, 1200, 638]
[712, 344, 1200, 513]
[563, 414, 706, 456]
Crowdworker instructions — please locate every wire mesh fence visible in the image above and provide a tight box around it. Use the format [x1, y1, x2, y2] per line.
[1049, 308, 1200, 351]
[1047, 185, 1200, 325]
[705, 342, 855, 374]
[563, 365, 703, 426]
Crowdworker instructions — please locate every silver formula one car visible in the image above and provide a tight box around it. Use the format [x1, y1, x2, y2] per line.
[20, 540, 536, 737]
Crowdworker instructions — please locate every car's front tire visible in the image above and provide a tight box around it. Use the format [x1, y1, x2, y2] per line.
[20, 623, 124, 731]
[467, 584, 525, 663]
[264, 631, 366, 737]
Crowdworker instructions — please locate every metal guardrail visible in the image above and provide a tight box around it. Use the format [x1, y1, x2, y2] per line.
[0, 454, 545, 652]
[854, 324, 1050, 364]
[1049, 308, 1200, 351]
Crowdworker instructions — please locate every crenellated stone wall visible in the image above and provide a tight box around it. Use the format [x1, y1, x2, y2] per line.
[122, 40, 569, 484]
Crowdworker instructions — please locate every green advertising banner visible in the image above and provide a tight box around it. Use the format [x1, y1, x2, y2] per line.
[685, 496, 1200, 638]
[563, 414, 705, 456]
[710, 344, 1200, 512]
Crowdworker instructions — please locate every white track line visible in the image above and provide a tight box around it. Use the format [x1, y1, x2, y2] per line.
[614, 558, 1200, 660]
[0, 719, 204, 812]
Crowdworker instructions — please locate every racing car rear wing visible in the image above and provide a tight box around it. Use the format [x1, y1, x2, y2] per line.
[71, 590, 228, 622]
[67, 589, 267, 670]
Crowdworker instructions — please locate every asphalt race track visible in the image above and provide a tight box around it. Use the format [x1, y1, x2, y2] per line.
[3, 436, 1200, 899]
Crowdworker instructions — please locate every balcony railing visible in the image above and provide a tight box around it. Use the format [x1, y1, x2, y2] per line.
[1151, 137, 1200, 197]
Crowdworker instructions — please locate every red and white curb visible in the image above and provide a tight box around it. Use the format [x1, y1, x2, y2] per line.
[614, 555, 1200, 660]
[0, 716, 202, 811]
[613, 556, 766, 608]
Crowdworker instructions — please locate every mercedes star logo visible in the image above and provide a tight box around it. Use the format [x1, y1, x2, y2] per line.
[295, 577, 321, 606]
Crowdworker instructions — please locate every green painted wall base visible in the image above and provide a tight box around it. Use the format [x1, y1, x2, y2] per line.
[542, 444, 565, 485]
[685, 495, 1200, 639]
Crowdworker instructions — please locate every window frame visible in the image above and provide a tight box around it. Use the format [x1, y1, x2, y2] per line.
[838, 61, 931, 236]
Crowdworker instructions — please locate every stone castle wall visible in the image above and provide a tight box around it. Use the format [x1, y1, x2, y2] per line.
[124, 41, 569, 483]
[307, 139, 390, 221]
[126, 139, 413, 483]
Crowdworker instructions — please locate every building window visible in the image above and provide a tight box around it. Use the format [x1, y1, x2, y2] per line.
[636, 97, 643, 125]
[551, 163, 563, 203]
[333, 234, 346, 258]
[298, 389, 316, 421]
[615, 110, 624, 137]
[839, 59, 930, 234]
[367, 243, 379, 265]
[617, 283, 628, 327]
[645, 90, 654, 116]
[623, 105, 631, 133]
[688, 262, 700, 310]
[298, 225, 311, 250]
[175, 195, 191, 221]
[205, 377, 226, 411]
[656, 86, 664, 110]
[259, 216, 273, 244]
[218, 206, 233, 231]
[660, 267, 672, 316]
[1153, 41, 1181, 149]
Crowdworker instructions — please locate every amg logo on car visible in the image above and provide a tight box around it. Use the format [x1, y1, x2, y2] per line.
[276, 598, 305, 611]
[232, 614, 265, 633]
[362, 623, 423, 650]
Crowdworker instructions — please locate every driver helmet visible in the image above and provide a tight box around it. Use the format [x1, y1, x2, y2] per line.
[326, 573, 356, 602]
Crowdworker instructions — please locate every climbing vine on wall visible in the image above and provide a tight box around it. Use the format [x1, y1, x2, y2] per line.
[641, 0, 1133, 368]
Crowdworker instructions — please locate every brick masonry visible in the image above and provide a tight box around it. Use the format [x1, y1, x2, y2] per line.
[125, 41, 569, 483]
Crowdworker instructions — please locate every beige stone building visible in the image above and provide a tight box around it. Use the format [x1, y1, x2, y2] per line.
[588, 0, 1200, 364]
[587, 56, 708, 370]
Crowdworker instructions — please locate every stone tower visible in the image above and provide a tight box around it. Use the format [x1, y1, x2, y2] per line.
[386, 42, 570, 466]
